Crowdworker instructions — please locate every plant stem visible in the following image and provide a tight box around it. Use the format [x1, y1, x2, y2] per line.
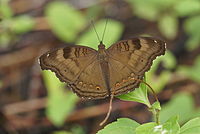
[155, 109, 160, 125]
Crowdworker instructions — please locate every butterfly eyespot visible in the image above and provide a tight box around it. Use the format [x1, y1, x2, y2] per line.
[96, 86, 100, 90]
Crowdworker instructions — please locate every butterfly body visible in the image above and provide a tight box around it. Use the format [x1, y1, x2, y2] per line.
[39, 37, 166, 100]
[97, 42, 112, 97]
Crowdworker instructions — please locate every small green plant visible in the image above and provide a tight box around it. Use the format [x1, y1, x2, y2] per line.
[97, 117, 200, 134]
[97, 92, 200, 134]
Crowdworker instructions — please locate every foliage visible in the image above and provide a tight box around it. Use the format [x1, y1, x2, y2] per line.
[117, 77, 151, 107]
[180, 118, 200, 134]
[159, 93, 200, 124]
[146, 50, 176, 93]
[52, 124, 85, 134]
[98, 116, 200, 134]
[97, 118, 140, 134]
[127, 0, 200, 50]
[118, 75, 161, 124]
[45, 1, 86, 43]
[178, 56, 200, 83]
[184, 15, 200, 50]
[136, 116, 180, 134]
[42, 71, 79, 126]
[98, 104, 200, 134]
[0, 0, 35, 46]
[77, 19, 124, 50]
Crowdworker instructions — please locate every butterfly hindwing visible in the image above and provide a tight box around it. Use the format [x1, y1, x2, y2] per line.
[69, 60, 109, 99]
[108, 57, 142, 96]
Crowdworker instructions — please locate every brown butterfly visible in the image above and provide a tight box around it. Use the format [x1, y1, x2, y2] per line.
[39, 37, 166, 100]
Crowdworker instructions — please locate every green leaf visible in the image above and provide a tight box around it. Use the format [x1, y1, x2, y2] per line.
[127, 0, 177, 21]
[175, 0, 200, 17]
[185, 35, 200, 51]
[77, 19, 123, 50]
[159, 93, 194, 123]
[151, 101, 161, 111]
[71, 124, 85, 134]
[45, 1, 86, 43]
[178, 56, 200, 82]
[184, 15, 200, 36]
[135, 122, 158, 134]
[85, 5, 103, 20]
[180, 117, 200, 134]
[184, 16, 200, 50]
[162, 116, 180, 134]
[158, 15, 178, 39]
[161, 51, 177, 69]
[42, 71, 79, 126]
[0, 32, 11, 46]
[97, 118, 140, 134]
[0, 0, 13, 18]
[127, 0, 159, 21]
[136, 116, 180, 134]
[117, 80, 151, 107]
[11, 15, 35, 34]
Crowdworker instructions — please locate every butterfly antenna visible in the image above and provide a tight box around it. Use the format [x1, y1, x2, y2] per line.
[101, 19, 108, 43]
[99, 94, 114, 126]
[91, 20, 101, 43]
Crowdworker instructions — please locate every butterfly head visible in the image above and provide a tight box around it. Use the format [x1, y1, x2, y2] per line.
[98, 41, 106, 50]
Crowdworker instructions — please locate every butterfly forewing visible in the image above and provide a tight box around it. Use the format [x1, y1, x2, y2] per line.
[39, 45, 97, 83]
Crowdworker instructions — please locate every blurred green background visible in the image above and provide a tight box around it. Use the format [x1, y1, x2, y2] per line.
[0, 0, 200, 134]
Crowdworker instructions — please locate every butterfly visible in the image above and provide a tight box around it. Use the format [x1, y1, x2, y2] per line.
[39, 37, 166, 100]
